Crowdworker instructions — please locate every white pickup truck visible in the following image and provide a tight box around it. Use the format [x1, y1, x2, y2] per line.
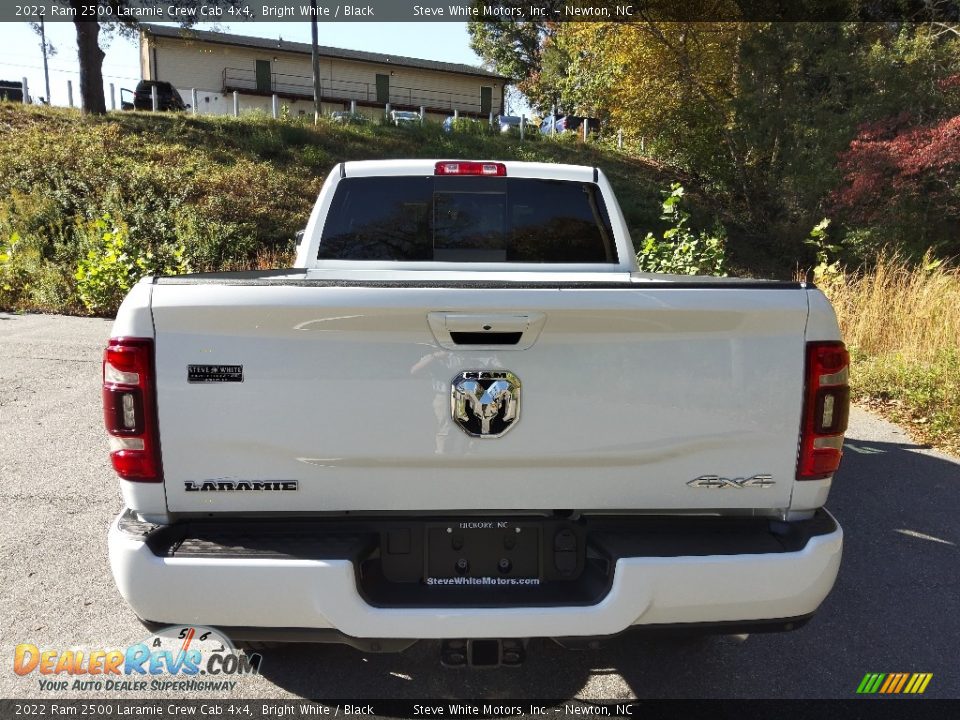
[106, 160, 847, 666]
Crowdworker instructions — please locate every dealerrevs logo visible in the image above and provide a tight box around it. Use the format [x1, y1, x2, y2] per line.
[13, 626, 261, 693]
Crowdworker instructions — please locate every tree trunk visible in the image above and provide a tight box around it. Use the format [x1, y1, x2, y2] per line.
[72, 10, 106, 114]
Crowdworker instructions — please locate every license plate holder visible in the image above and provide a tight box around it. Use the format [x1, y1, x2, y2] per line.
[426, 521, 540, 580]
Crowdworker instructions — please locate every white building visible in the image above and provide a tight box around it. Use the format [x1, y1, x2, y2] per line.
[138, 24, 508, 121]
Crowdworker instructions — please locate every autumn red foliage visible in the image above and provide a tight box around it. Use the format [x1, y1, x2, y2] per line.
[834, 112, 960, 225]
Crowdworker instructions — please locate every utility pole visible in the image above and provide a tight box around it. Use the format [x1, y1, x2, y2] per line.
[310, 0, 322, 124]
[39, 16, 51, 103]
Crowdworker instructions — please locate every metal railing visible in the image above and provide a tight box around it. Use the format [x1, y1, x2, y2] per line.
[222, 67, 488, 113]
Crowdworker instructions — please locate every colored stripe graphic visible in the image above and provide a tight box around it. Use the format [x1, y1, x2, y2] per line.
[879, 674, 896, 693]
[857, 673, 932, 694]
[905, 673, 934, 694]
[893, 673, 910, 693]
[857, 673, 886, 694]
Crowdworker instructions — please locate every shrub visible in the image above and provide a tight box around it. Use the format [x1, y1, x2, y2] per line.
[173, 209, 257, 272]
[636, 184, 727, 276]
[0, 196, 80, 312]
[0, 232, 37, 309]
[0, 235, 80, 314]
[450, 117, 488, 135]
[74, 215, 185, 315]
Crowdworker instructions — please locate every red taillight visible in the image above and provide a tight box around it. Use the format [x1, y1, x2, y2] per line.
[103, 338, 161, 482]
[434, 161, 507, 176]
[797, 341, 850, 480]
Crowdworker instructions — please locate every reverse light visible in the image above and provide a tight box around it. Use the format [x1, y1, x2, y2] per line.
[434, 161, 507, 176]
[102, 338, 161, 482]
[797, 341, 851, 480]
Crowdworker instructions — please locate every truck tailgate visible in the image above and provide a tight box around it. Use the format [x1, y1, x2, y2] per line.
[150, 282, 808, 513]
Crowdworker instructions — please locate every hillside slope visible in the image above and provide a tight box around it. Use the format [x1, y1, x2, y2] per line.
[0, 105, 699, 314]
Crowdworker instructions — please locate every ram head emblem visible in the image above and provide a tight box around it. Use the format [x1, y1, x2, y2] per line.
[450, 371, 521, 438]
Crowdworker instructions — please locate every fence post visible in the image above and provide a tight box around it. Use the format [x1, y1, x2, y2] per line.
[272, 94, 279, 119]
[420, 105, 425, 126]
[150, 85, 158, 111]
[67, 80, 73, 108]
[453, 108, 458, 120]
[232, 91, 239, 117]
[109, 83, 115, 110]
[489, 111, 494, 129]
[191, 88, 198, 116]
[350, 100, 356, 114]
[520, 115, 525, 140]
[551, 106, 556, 136]
[583, 118, 589, 142]
[21, 77, 29, 104]
[385, 102, 391, 120]
[617, 129, 623, 149]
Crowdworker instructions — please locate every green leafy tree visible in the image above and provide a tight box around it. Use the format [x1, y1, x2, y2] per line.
[467, 18, 546, 85]
[550, 21, 960, 266]
[468, 16, 565, 113]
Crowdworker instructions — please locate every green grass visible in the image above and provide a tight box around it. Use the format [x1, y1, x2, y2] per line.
[851, 350, 960, 455]
[0, 104, 707, 315]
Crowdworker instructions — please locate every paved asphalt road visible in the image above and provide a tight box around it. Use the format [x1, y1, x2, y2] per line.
[1, 312, 958, 702]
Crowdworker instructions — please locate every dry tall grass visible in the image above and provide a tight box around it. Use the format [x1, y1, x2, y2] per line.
[819, 254, 960, 454]
[824, 254, 960, 364]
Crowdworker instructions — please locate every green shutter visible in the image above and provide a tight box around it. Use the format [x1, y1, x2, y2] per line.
[255, 60, 271, 93]
[376, 74, 390, 104]
[480, 86, 492, 115]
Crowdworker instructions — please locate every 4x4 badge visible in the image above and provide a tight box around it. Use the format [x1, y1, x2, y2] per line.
[687, 474, 775, 489]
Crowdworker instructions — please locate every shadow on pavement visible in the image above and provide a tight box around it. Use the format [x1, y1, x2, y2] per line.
[254, 437, 957, 700]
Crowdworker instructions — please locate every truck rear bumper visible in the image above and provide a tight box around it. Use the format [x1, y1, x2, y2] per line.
[108, 510, 842, 640]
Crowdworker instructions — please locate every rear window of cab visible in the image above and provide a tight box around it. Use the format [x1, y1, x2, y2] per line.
[317, 176, 618, 263]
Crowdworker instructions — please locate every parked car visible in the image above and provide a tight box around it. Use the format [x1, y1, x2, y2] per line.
[119, 88, 135, 111]
[330, 111, 368, 125]
[128, 80, 186, 111]
[389, 110, 421, 126]
[540, 115, 600, 136]
[561, 116, 600, 134]
[539, 115, 559, 135]
[0, 79, 25, 103]
[105, 159, 847, 666]
[497, 115, 522, 134]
